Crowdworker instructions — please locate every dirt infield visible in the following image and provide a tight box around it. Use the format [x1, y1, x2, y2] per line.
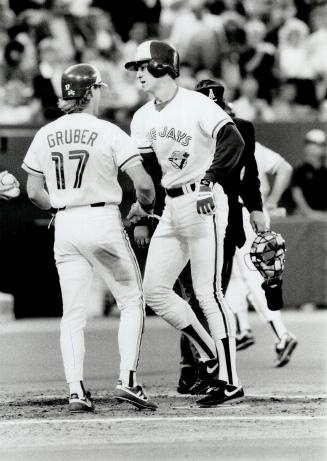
[0, 311, 326, 460]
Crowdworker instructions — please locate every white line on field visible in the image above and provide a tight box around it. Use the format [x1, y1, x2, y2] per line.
[159, 393, 327, 399]
[0, 415, 326, 426]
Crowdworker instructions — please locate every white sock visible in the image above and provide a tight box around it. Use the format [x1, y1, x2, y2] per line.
[69, 381, 84, 398]
[236, 310, 251, 332]
[120, 370, 136, 387]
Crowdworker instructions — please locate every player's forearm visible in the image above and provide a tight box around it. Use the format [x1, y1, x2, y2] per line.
[28, 187, 52, 210]
[291, 187, 313, 214]
[267, 162, 293, 205]
[203, 123, 244, 183]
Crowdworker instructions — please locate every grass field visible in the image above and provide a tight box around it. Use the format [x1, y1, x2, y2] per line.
[0, 310, 326, 461]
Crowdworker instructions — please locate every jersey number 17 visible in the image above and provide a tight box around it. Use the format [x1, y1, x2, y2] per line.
[51, 150, 89, 189]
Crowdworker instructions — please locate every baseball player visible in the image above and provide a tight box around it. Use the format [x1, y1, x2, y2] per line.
[22, 63, 158, 412]
[175, 78, 267, 393]
[125, 40, 245, 407]
[226, 141, 298, 366]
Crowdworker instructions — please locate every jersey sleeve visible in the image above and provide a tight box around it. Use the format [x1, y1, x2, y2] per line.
[114, 127, 142, 172]
[255, 142, 283, 175]
[197, 96, 233, 138]
[130, 113, 154, 155]
[21, 132, 44, 177]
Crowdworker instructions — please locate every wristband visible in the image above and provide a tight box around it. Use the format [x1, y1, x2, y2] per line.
[139, 200, 155, 213]
[200, 179, 214, 190]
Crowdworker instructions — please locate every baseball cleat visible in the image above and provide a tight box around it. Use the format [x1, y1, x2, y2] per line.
[196, 379, 244, 407]
[188, 359, 219, 395]
[274, 333, 298, 367]
[177, 366, 196, 394]
[69, 391, 94, 413]
[236, 329, 255, 351]
[113, 382, 158, 410]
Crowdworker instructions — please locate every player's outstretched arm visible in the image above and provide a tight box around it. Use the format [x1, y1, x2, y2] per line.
[26, 174, 52, 210]
[125, 164, 156, 224]
[125, 163, 155, 207]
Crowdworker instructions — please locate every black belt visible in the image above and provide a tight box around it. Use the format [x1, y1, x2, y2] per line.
[165, 183, 196, 198]
[58, 202, 107, 211]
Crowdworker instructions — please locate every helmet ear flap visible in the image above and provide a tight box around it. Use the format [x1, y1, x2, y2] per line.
[147, 59, 167, 78]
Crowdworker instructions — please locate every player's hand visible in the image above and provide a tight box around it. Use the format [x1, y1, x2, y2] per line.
[0, 171, 20, 200]
[196, 179, 215, 215]
[134, 225, 150, 249]
[127, 201, 149, 224]
[250, 210, 269, 232]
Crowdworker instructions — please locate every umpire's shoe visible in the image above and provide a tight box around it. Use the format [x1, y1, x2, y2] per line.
[196, 379, 244, 407]
[177, 366, 196, 394]
[274, 332, 298, 367]
[188, 359, 219, 395]
[69, 391, 94, 413]
[113, 381, 158, 410]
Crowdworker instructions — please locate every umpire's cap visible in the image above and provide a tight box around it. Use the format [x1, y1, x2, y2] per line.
[195, 79, 226, 108]
[61, 63, 107, 100]
[125, 40, 180, 79]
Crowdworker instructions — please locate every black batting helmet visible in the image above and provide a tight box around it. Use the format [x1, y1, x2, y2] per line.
[125, 40, 180, 79]
[61, 63, 107, 100]
[195, 79, 226, 108]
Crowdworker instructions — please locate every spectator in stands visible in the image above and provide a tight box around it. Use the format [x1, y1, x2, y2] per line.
[92, 0, 162, 43]
[232, 75, 275, 121]
[219, 11, 247, 94]
[291, 128, 327, 218]
[271, 78, 318, 121]
[176, 0, 225, 76]
[0, 79, 40, 124]
[239, 19, 278, 103]
[278, 18, 318, 111]
[264, 0, 298, 45]
[32, 38, 68, 121]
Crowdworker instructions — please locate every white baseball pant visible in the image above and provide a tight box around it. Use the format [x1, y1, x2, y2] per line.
[143, 184, 236, 342]
[54, 205, 144, 384]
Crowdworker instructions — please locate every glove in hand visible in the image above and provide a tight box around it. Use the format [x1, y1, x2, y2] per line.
[196, 179, 215, 215]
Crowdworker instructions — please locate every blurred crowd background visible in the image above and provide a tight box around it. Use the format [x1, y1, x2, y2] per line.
[1, 0, 327, 318]
[1, 0, 327, 127]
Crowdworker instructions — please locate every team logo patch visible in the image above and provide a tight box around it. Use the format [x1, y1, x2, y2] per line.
[168, 151, 190, 170]
[65, 84, 71, 90]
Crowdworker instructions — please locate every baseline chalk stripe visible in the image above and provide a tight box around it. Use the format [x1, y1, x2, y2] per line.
[0, 415, 326, 426]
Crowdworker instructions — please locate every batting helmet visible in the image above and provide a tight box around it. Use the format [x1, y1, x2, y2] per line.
[195, 79, 226, 108]
[61, 63, 107, 100]
[125, 40, 180, 79]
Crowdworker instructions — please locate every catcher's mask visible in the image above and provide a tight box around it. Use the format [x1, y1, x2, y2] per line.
[125, 40, 180, 79]
[249, 231, 286, 310]
[250, 231, 286, 281]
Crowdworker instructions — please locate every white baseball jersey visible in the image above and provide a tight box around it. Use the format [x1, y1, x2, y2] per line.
[131, 87, 232, 189]
[255, 142, 284, 202]
[22, 113, 141, 208]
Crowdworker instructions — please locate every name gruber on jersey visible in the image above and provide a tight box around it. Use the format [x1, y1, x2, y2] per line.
[47, 129, 99, 148]
[158, 126, 192, 146]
